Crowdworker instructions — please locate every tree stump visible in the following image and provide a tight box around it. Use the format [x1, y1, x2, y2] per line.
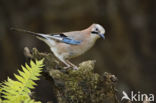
[24, 47, 119, 103]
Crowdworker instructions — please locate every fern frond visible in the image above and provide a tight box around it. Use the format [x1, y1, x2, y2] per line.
[0, 59, 44, 103]
[24, 98, 41, 103]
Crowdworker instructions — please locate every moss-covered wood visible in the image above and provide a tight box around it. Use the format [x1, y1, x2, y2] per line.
[24, 47, 119, 103]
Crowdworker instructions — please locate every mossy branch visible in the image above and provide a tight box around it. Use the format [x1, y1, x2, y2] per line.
[24, 47, 119, 103]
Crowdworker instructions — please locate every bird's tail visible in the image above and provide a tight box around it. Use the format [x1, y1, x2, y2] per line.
[11, 27, 46, 39]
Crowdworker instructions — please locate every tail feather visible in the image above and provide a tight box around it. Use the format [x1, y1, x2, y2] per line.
[11, 27, 46, 39]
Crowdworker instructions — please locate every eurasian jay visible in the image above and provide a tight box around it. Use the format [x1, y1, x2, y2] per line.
[12, 24, 105, 70]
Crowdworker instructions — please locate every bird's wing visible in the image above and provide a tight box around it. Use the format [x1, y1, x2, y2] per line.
[44, 33, 82, 45]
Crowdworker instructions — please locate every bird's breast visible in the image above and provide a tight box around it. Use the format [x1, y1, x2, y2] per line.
[51, 34, 98, 59]
[66, 38, 96, 59]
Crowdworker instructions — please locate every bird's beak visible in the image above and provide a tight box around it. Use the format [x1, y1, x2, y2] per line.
[99, 33, 105, 39]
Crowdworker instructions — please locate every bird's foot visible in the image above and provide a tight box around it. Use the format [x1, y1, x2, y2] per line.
[63, 66, 78, 70]
[66, 60, 79, 70]
[63, 66, 71, 69]
[73, 66, 79, 70]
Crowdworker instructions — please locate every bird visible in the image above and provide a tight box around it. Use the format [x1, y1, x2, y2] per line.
[11, 24, 105, 70]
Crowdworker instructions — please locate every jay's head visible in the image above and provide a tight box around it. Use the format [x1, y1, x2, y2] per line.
[90, 24, 105, 39]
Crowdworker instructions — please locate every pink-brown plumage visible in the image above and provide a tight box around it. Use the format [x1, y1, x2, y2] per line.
[12, 24, 105, 70]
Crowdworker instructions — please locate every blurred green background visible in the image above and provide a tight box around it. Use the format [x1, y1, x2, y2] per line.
[0, 0, 156, 102]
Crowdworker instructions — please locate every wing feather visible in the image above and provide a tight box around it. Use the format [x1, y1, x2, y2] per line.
[45, 34, 82, 45]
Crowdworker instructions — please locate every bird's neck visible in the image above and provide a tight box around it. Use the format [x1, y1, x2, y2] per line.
[82, 27, 100, 43]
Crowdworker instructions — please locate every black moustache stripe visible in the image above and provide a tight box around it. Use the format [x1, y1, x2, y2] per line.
[91, 31, 99, 34]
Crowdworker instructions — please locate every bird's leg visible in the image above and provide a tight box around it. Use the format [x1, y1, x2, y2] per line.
[66, 60, 79, 70]
[57, 57, 71, 69]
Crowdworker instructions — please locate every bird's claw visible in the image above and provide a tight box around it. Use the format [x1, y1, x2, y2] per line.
[63, 66, 71, 69]
[63, 66, 79, 70]
[73, 66, 79, 70]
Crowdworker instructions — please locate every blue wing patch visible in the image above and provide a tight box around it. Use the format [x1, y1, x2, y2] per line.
[51, 34, 82, 45]
[62, 37, 82, 45]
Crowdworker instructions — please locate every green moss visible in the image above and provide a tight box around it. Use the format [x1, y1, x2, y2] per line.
[48, 61, 117, 103]
[25, 48, 119, 103]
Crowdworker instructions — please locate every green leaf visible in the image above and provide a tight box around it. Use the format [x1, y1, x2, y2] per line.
[14, 74, 24, 82]
[0, 59, 44, 103]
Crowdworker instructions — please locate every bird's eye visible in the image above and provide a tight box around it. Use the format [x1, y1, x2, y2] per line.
[95, 28, 98, 31]
[91, 27, 99, 34]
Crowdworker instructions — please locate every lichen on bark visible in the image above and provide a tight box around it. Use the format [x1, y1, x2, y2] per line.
[24, 47, 119, 103]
